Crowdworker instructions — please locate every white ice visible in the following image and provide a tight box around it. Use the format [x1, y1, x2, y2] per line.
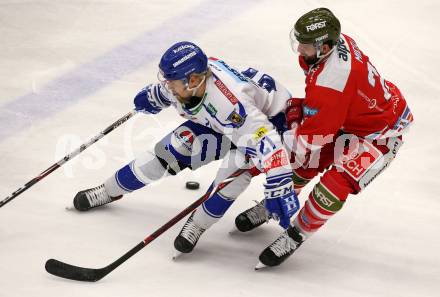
[1, 1, 439, 297]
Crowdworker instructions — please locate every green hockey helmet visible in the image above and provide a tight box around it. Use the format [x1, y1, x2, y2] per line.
[290, 8, 341, 56]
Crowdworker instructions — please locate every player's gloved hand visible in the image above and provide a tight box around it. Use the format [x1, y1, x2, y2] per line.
[285, 98, 303, 129]
[133, 84, 161, 114]
[264, 175, 299, 229]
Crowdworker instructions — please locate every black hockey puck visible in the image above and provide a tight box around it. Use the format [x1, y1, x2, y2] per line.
[186, 181, 200, 190]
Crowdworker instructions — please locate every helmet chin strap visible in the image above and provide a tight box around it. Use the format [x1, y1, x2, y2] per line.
[186, 74, 206, 96]
[315, 45, 336, 64]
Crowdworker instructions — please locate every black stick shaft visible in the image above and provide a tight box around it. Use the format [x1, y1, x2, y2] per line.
[105, 169, 246, 276]
[45, 168, 248, 281]
[0, 110, 137, 208]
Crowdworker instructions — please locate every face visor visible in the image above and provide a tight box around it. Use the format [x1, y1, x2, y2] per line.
[289, 28, 326, 57]
[157, 69, 207, 97]
[157, 69, 189, 92]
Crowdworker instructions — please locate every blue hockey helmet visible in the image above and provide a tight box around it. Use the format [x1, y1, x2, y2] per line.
[159, 41, 208, 81]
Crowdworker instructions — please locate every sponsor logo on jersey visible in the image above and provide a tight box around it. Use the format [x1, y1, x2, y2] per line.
[173, 51, 197, 67]
[253, 126, 268, 141]
[306, 21, 326, 32]
[205, 102, 218, 117]
[336, 140, 382, 181]
[227, 111, 245, 128]
[209, 63, 222, 72]
[263, 149, 289, 172]
[214, 60, 248, 82]
[357, 89, 384, 111]
[337, 38, 350, 62]
[315, 35, 352, 92]
[214, 79, 238, 105]
[173, 129, 195, 152]
[303, 105, 319, 117]
[349, 39, 363, 63]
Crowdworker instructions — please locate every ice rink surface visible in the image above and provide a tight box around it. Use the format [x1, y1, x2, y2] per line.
[1, 0, 439, 296]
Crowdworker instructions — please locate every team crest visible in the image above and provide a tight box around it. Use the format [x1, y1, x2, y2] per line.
[227, 111, 246, 128]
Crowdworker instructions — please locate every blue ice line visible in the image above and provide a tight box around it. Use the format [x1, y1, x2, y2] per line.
[0, 0, 264, 142]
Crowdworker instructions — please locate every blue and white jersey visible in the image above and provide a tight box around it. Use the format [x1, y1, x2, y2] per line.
[142, 57, 293, 175]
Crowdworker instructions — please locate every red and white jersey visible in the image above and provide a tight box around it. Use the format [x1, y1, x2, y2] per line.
[295, 33, 413, 151]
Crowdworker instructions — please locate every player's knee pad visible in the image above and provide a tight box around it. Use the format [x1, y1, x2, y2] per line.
[133, 150, 169, 182]
[154, 141, 189, 175]
[217, 170, 252, 199]
[155, 121, 232, 175]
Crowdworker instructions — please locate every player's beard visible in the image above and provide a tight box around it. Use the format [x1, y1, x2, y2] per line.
[184, 96, 203, 109]
[174, 93, 191, 104]
[174, 93, 202, 109]
[303, 54, 319, 65]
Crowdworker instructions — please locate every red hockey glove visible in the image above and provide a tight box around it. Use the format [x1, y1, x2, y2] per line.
[285, 98, 303, 129]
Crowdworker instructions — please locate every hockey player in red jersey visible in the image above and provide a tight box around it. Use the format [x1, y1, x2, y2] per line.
[234, 8, 414, 269]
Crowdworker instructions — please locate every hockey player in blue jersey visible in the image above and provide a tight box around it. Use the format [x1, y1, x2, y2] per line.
[73, 41, 300, 256]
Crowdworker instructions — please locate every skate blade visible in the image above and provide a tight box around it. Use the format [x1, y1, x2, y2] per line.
[254, 261, 268, 271]
[228, 226, 240, 235]
[172, 250, 183, 261]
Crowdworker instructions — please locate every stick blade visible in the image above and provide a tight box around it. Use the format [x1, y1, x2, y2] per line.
[45, 259, 106, 282]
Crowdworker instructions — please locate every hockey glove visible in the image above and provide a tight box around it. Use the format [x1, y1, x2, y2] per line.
[133, 84, 162, 114]
[264, 175, 299, 229]
[285, 98, 303, 129]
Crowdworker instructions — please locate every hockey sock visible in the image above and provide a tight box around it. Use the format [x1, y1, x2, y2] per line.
[292, 170, 313, 191]
[193, 171, 252, 229]
[113, 162, 147, 193]
[104, 151, 169, 197]
[294, 172, 351, 238]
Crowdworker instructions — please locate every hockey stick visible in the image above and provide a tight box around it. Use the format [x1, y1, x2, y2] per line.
[45, 168, 248, 282]
[0, 110, 137, 208]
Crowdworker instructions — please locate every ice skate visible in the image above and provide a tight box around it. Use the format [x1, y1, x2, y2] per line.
[234, 200, 268, 232]
[73, 184, 122, 211]
[174, 213, 206, 254]
[256, 225, 305, 268]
